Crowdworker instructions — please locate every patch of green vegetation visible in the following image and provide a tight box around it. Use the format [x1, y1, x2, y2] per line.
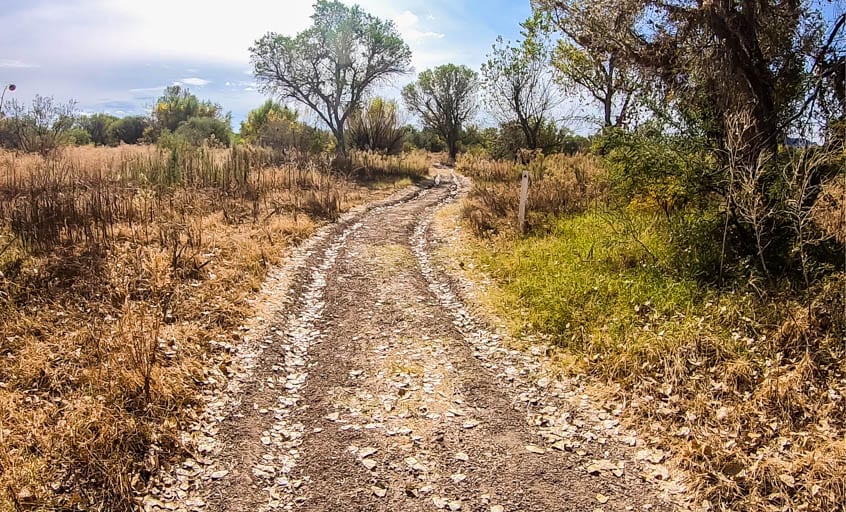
[470, 210, 756, 382]
[478, 213, 691, 334]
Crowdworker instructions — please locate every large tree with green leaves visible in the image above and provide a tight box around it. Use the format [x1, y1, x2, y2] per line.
[528, 0, 643, 129]
[78, 113, 119, 146]
[481, 36, 561, 150]
[402, 64, 480, 161]
[152, 85, 224, 135]
[250, 0, 412, 158]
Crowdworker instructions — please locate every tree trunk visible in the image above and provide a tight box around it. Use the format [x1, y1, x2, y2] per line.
[447, 140, 458, 163]
[334, 129, 348, 158]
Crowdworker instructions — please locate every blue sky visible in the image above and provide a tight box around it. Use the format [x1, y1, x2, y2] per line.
[0, 0, 533, 129]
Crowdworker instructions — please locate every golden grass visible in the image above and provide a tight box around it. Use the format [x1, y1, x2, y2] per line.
[0, 145, 421, 510]
[456, 152, 607, 235]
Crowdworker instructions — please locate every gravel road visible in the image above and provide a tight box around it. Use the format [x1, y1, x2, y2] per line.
[142, 171, 685, 512]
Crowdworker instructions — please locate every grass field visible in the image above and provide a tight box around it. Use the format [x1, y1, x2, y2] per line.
[0, 145, 428, 510]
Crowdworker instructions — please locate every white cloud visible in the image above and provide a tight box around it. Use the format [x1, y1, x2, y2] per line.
[0, 59, 39, 69]
[85, 0, 316, 64]
[129, 86, 166, 93]
[394, 10, 419, 29]
[393, 10, 445, 42]
[177, 77, 211, 87]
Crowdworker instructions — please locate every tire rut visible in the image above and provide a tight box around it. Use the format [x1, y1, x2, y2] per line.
[144, 172, 688, 512]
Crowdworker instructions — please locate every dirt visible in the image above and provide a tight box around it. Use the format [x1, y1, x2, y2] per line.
[142, 171, 690, 512]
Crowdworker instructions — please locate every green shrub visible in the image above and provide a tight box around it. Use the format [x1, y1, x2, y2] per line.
[173, 116, 232, 147]
[109, 116, 149, 144]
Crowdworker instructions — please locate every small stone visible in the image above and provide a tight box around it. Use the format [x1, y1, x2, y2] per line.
[597, 494, 609, 504]
[210, 470, 229, 480]
[450, 473, 467, 483]
[525, 445, 545, 454]
[454, 452, 469, 462]
[491, 506, 504, 512]
[359, 447, 378, 458]
[448, 501, 463, 511]
[362, 459, 378, 470]
[185, 497, 206, 508]
[372, 486, 387, 498]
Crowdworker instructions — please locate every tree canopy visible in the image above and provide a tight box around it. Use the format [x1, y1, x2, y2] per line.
[403, 64, 480, 161]
[250, 0, 412, 158]
[481, 36, 561, 151]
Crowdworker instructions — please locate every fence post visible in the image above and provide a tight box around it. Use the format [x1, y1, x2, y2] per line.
[518, 170, 530, 234]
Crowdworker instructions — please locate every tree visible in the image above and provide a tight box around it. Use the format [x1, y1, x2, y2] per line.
[481, 36, 560, 149]
[534, 0, 829, 152]
[403, 64, 480, 161]
[529, 0, 643, 129]
[78, 113, 118, 146]
[250, 0, 412, 159]
[347, 97, 407, 155]
[173, 117, 232, 147]
[109, 116, 149, 145]
[150, 85, 225, 138]
[2, 96, 76, 154]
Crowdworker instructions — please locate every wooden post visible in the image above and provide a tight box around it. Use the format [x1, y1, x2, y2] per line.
[518, 170, 530, 234]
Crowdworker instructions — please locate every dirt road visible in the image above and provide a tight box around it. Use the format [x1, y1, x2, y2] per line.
[143, 172, 684, 512]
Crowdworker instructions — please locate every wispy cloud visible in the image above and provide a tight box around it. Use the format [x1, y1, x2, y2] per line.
[129, 86, 166, 94]
[0, 59, 39, 69]
[175, 77, 210, 87]
[393, 11, 445, 42]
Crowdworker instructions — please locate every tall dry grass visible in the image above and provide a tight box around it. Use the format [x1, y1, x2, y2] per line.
[457, 152, 607, 235]
[0, 144, 423, 510]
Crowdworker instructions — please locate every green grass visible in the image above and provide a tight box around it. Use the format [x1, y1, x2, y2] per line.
[478, 213, 697, 336]
[464, 206, 846, 510]
[471, 211, 752, 382]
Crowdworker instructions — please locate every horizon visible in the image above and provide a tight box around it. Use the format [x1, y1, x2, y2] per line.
[0, 0, 532, 131]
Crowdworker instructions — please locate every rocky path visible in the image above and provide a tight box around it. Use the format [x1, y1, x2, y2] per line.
[143, 172, 686, 512]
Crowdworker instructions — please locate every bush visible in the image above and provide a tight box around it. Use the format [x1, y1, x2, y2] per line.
[109, 116, 149, 145]
[173, 116, 232, 147]
[66, 128, 92, 146]
[347, 98, 407, 155]
[241, 100, 331, 153]
[78, 113, 118, 146]
[0, 96, 76, 154]
[405, 126, 446, 153]
[598, 126, 719, 215]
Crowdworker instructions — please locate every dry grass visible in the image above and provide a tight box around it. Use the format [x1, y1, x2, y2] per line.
[0, 145, 422, 511]
[459, 154, 846, 511]
[456, 153, 607, 235]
